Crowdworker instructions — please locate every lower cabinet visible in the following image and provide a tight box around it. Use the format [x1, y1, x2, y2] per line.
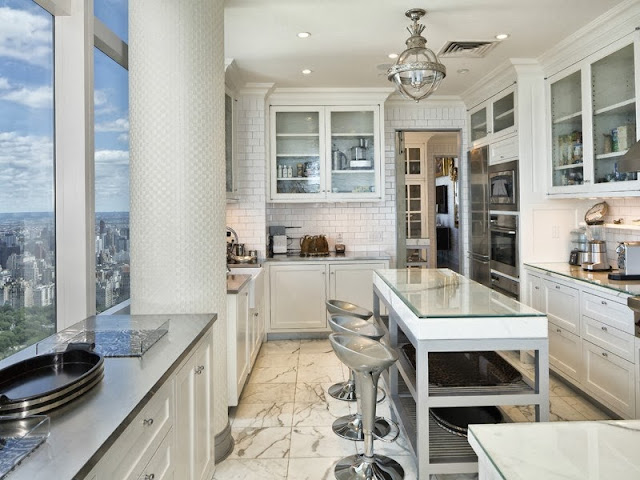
[548, 322, 582, 381]
[137, 430, 175, 480]
[227, 289, 250, 406]
[544, 278, 580, 334]
[329, 262, 387, 313]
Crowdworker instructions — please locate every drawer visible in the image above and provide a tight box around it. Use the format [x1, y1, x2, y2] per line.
[137, 429, 174, 480]
[544, 279, 580, 334]
[582, 291, 634, 334]
[489, 135, 517, 165]
[581, 315, 635, 362]
[101, 378, 175, 480]
[548, 323, 581, 381]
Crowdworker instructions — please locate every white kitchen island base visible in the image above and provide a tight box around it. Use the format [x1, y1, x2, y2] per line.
[372, 269, 549, 478]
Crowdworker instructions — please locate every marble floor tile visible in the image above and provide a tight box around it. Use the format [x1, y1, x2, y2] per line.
[549, 395, 588, 421]
[261, 340, 301, 355]
[299, 339, 333, 354]
[292, 400, 352, 427]
[298, 352, 343, 368]
[297, 365, 344, 383]
[240, 383, 296, 404]
[213, 458, 288, 479]
[289, 426, 358, 458]
[231, 402, 295, 428]
[248, 365, 298, 384]
[287, 457, 340, 480]
[549, 378, 578, 397]
[500, 405, 532, 423]
[229, 427, 292, 459]
[256, 352, 299, 368]
[561, 395, 612, 420]
[294, 382, 336, 403]
[433, 474, 478, 480]
[355, 429, 414, 457]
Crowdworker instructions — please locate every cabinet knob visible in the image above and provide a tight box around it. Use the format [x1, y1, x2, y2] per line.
[556, 328, 561, 333]
[601, 352, 608, 358]
[145, 475, 155, 480]
[534, 286, 539, 290]
[254, 312, 259, 317]
[601, 300, 607, 305]
[555, 285, 560, 290]
[143, 418, 154, 426]
[322, 271, 326, 275]
[195, 365, 205, 375]
[601, 326, 608, 332]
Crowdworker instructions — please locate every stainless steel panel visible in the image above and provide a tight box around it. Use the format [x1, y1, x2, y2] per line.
[469, 253, 491, 288]
[469, 147, 489, 257]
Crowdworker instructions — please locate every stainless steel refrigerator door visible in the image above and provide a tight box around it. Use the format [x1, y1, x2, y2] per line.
[469, 146, 489, 256]
[469, 253, 491, 287]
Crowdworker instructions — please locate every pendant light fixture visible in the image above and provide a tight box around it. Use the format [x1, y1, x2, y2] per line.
[387, 8, 446, 102]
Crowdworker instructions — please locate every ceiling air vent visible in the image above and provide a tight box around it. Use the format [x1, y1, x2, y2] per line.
[437, 40, 498, 58]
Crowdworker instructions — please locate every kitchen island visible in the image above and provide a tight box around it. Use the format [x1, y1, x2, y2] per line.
[373, 269, 549, 478]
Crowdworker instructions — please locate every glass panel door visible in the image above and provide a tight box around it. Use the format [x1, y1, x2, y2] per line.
[274, 111, 321, 195]
[550, 71, 584, 187]
[492, 92, 515, 135]
[591, 43, 637, 184]
[329, 110, 375, 194]
[470, 107, 488, 142]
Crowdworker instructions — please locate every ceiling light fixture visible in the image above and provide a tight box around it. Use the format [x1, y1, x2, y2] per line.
[302, 69, 312, 75]
[297, 32, 311, 38]
[495, 33, 510, 40]
[387, 8, 446, 102]
[457, 68, 470, 75]
[388, 53, 399, 59]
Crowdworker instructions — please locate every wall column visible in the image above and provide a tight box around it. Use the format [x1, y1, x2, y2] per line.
[128, 0, 231, 461]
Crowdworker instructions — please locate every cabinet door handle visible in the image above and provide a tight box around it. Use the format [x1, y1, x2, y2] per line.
[254, 312, 259, 317]
[555, 285, 560, 290]
[322, 271, 326, 275]
[601, 300, 607, 305]
[556, 328, 561, 333]
[145, 475, 155, 480]
[534, 286, 539, 290]
[601, 326, 608, 332]
[601, 352, 608, 358]
[143, 418, 154, 427]
[195, 365, 205, 375]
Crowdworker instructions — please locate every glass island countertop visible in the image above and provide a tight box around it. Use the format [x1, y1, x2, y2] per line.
[375, 269, 545, 318]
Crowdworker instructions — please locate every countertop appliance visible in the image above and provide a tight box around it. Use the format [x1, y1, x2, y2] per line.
[568, 228, 588, 265]
[469, 146, 491, 287]
[609, 241, 640, 280]
[350, 138, 372, 169]
[488, 160, 518, 212]
[581, 240, 610, 271]
[268, 225, 288, 255]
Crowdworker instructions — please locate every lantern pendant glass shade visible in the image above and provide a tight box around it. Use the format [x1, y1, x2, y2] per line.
[387, 9, 446, 102]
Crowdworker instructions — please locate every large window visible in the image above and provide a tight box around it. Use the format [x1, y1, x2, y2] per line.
[94, 6, 129, 314]
[0, 1, 55, 358]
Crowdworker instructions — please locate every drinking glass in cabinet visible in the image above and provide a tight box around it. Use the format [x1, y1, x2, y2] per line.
[550, 70, 583, 186]
[591, 43, 636, 184]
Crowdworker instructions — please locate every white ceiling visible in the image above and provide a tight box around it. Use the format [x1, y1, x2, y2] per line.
[224, 0, 628, 96]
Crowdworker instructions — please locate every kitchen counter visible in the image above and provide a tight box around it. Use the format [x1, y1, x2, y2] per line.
[226, 273, 252, 293]
[265, 250, 392, 262]
[468, 420, 640, 479]
[526, 262, 640, 296]
[4, 313, 216, 479]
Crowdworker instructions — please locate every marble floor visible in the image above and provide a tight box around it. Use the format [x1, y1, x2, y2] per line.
[213, 339, 613, 480]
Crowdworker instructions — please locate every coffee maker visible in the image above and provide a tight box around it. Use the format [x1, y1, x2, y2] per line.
[268, 225, 287, 255]
[581, 240, 610, 271]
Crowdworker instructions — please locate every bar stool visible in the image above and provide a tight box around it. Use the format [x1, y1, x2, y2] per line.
[330, 333, 404, 480]
[325, 299, 374, 402]
[328, 315, 394, 443]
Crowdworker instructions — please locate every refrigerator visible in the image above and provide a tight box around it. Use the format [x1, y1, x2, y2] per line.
[468, 146, 491, 287]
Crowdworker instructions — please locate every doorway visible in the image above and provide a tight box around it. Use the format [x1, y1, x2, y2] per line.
[395, 130, 462, 271]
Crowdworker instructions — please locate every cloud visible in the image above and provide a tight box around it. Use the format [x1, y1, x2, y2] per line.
[117, 133, 129, 143]
[95, 118, 129, 132]
[0, 77, 9, 90]
[95, 149, 129, 166]
[0, 7, 52, 67]
[1, 85, 52, 109]
[94, 89, 108, 107]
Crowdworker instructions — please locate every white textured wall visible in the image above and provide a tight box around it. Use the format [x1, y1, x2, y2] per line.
[129, 0, 228, 436]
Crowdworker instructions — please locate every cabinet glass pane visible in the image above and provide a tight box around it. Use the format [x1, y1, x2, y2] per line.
[406, 147, 421, 174]
[550, 71, 584, 187]
[329, 111, 375, 194]
[592, 44, 637, 184]
[470, 107, 488, 141]
[493, 92, 514, 134]
[275, 111, 321, 195]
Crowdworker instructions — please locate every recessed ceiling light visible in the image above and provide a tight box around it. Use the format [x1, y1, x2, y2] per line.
[457, 68, 470, 75]
[495, 33, 510, 40]
[388, 53, 398, 59]
[302, 69, 312, 75]
[297, 32, 311, 38]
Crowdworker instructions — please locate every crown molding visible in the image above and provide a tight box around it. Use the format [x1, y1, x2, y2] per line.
[224, 59, 243, 93]
[460, 59, 519, 109]
[239, 82, 275, 97]
[384, 94, 465, 108]
[268, 87, 394, 106]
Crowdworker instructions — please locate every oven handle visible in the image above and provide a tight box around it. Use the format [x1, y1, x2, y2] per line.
[490, 227, 516, 235]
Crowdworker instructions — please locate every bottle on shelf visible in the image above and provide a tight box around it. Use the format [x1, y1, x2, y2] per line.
[287, 165, 293, 178]
[277, 164, 283, 178]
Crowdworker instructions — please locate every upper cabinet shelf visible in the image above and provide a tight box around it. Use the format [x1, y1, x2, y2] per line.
[468, 86, 517, 147]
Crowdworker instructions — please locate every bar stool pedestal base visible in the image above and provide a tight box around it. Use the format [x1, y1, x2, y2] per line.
[334, 454, 404, 480]
[332, 414, 391, 441]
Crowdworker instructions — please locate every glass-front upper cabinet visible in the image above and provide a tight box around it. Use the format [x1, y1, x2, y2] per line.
[550, 70, 584, 188]
[591, 43, 637, 185]
[328, 107, 378, 196]
[470, 106, 488, 143]
[492, 90, 516, 137]
[469, 86, 517, 146]
[271, 107, 324, 199]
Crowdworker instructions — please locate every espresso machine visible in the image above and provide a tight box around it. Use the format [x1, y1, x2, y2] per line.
[581, 240, 610, 271]
[350, 138, 372, 169]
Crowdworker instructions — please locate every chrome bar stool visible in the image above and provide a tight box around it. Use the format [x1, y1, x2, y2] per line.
[328, 315, 395, 443]
[330, 333, 404, 480]
[326, 299, 374, 401]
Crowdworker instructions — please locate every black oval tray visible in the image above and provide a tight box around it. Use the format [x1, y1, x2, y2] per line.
[430, 406, 503, 438]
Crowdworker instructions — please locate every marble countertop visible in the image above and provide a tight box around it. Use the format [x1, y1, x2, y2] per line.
[469, 420, 640, 479]
[265, 251, 391, 262]
[374, 269, 547, 341]
[227, 273, 252, 294]
[5, 313, 216, 479]
[525, 262, 640, 296]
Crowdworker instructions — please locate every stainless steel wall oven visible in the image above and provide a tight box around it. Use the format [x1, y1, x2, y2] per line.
[490, 213, 518, 279]
[488, 160, 518, 211]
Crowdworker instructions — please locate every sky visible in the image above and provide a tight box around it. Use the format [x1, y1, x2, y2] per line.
[0, 0, 130, 214]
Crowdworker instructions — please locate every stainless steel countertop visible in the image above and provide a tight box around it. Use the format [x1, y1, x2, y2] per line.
[525, 262, 640, 296]
[227, 273, 252, 294]
[6, 313, 216, 479]
[265, 251, 391, 262]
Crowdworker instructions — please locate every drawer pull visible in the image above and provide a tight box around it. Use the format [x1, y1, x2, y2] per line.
[143, 418, 154, 427]
[601, 300, 607, 305]
[195, 365, 205, 375]
[556, 328, 561, 333]
[145, 475, 155, 480]
[555, 285, 560, 290]
[534, 286, 539, 290]
[602, 352, 608, 358]
[601, 326, 608, 332]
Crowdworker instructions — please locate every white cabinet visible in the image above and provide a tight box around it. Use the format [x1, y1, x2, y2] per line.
[137, 431, 174, 480]
[469, 86, 517, 147]
[269, 105, 383, 202]
[249, 269, 265, 365]
[547, 34, 640, 196]
[489, 135, 518, 165]
[227, 288, 249, 406]
[582, 340, 635, 418]
[175, 330, 214, 480]
[526, 271, 545, 312]
[544, 278, 580, 334]
[270, 263, 328, 331]
[548, 323, 582, 381]
[582, 291, 635, 335]
[582, 315, 635, 363]
[329, 262, 386, 313]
